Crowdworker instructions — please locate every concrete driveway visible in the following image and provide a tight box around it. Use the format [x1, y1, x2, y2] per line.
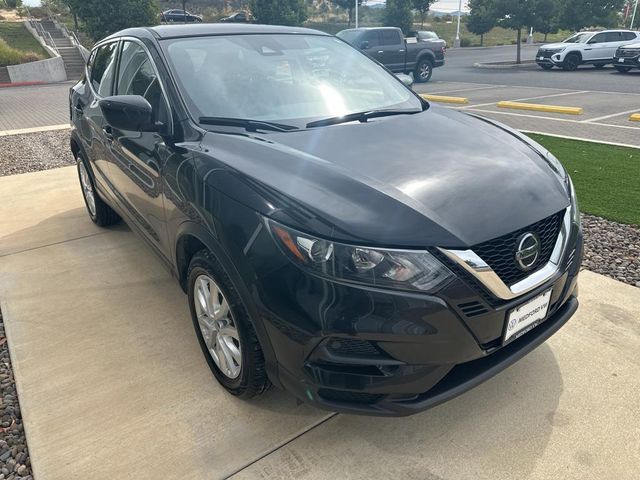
[0, 166, 639, 480]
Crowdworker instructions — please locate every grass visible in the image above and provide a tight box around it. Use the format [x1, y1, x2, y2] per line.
[0, 22, 46, 66]
[528, 134, 640, 226]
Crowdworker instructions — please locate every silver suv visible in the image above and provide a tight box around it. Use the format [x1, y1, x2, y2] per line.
[536, 30, 640, 71]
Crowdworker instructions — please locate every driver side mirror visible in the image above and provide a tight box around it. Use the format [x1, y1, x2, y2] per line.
[396, 73, 414, 87]
[99, 95, 157, 132]
[359, 40, 370, 50]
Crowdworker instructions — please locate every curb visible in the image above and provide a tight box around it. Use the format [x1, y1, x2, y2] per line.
[420, 94, 469, 104]
[497, 101, 583, 115]
[630, 113, 640, 122]
[473, 62, 537, 69]
[0, 81, 47, 88]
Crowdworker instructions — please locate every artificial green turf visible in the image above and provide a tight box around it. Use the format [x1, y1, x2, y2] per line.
[528, 134, 640, 226]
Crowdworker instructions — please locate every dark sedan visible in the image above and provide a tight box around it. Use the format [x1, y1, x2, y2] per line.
[160, 9, 202, 23]
[69, 24, 582, 416]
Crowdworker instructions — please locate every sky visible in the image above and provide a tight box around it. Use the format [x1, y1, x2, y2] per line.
[21, 0, 470, 13]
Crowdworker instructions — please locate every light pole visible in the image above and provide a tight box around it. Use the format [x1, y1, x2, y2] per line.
[355, 0, 359, 28]
[454, 0, 462, 47]
[632, 0, 639, 29]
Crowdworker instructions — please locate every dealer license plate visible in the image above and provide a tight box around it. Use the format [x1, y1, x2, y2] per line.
[618, 58, 625, 63]
[539, 56, 544, 61]
[504, 290, 552, 344]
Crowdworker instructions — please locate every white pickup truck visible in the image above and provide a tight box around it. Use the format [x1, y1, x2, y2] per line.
[536, 30, 640, 71]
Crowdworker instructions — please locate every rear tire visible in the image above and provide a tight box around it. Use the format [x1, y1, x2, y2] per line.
[615, 66, 632, 73]
[562, 53, 580, 71]
[414, 59, 433, 83]
[187, 249, 270, 399]
[76, 154, 120, 227]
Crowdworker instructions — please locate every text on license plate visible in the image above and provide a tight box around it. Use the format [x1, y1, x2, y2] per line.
[504, 290, 552, 344]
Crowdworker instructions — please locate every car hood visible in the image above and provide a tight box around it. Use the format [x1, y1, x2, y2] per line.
[620, 42, 640, 49]
[539, 43, 570, 49]
[198, 107, 569, 248]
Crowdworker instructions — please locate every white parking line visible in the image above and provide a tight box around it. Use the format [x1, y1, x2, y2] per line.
[427, 85, 506, 95]
[520, 130, 640, 149]
[582, 109, 640, 123]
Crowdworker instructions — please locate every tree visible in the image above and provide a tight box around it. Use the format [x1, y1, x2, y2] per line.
[249, 0, 307, 26]
[44, 0, 83, 30]
[384, 0, 414, 34]
[5, 0, 22, 8]
[75, 0, 159, 41]
[329, 0, 364, 28]
[531, 0, 558, 42]
[412, 0, 436, 28]
[467, 0, 495, 46]
[493, 0, 539, 63]
[556, 0, 625, 31]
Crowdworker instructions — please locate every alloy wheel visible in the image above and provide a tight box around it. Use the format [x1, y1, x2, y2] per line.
[418, 62, 432, 81]
[193, 274, 242, 379]
[78, 162, 96, 217]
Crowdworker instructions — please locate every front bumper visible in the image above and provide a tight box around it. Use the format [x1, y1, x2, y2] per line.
[535, 50, 564, 66]
[249, 222, 583, 416]
[613, 55, 640, 68]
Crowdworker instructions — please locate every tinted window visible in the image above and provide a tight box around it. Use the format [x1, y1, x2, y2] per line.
[90, 42, 118, 97]
[380, 30, 401, 46]
[117, 41, 167, 124]
[361, 30, 380, 47]
[589, 33, 606, 44]
[622, 31, 637, 40]
[605, 32, 623, 42]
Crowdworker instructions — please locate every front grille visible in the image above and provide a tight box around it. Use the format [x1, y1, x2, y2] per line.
[617, 49, 640, 58]
[317, 389, 384, 405]
[537, 49, 555, 58]
[472, 211, 564, 286]
[326, 338, 382, 357]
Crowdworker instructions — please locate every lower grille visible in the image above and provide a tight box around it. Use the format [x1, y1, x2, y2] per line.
[472, 211, 564, 286]
[458, 301, 489, 318]
[326, 338, 382, 357]
[318, 389, 384, 405]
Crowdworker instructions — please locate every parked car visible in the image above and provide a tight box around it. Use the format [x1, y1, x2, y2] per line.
[160, 9, 202, 23]
[220, 11, 249, 23]
[337, 27, 445, 82]
[536, 29, 640, 71]
[613, 41, 640, 72]
[70, 24, 582, 416]
[409, 30, 447, 48]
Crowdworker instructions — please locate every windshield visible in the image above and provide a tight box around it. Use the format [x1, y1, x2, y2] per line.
[163, 34, 420, 127]
[418, 31, 438, 40]
[563, 33, 592, 44]
[336, 30, 361, 44]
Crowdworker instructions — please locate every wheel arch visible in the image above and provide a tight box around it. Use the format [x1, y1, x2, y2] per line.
[174, 221, 281, 386]
[565, 50, 582, 62]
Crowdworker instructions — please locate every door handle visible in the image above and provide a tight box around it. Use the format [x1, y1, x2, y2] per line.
[102, 125, 114, 141]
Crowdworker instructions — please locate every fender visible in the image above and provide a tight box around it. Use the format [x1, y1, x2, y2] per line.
[174, 220, 282, 388]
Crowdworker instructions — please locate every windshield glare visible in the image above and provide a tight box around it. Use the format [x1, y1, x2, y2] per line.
[563, 33, 592, 43]
[163, 34, 420, 127]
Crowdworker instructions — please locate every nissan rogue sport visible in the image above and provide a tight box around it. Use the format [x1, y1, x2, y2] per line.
[69, 24, 582, 416]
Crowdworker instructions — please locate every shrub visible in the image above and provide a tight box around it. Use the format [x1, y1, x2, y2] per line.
[460, 37, 472, 47]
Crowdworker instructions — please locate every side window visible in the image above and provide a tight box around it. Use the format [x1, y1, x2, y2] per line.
[116, 41, 168, 125]
[605, 32, 622, 42]
[90, 42, 118, 97]
[622, 32, 636, 41]
[380, 30, 401, 46]
[361, 31, 379, 47]
[588, 33, 606, 44]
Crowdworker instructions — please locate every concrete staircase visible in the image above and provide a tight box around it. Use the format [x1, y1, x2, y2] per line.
[39, 20, 86, 80]
[0, 67, 10, 84]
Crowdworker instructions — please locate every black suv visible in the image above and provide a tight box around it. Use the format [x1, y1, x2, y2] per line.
[69, 24, 582, 416]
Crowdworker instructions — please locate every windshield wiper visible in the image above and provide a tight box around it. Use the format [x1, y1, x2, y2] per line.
[305, 109, 422, 128]
[199, 117, 298, 132]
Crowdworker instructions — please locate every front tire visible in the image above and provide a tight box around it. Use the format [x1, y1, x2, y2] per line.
[615, 66, 632, 73]
[76, 154, 120, 227]
[414, 59, 433, 83]
[187, 249, 270, 398]
[562, 53, 580, 71]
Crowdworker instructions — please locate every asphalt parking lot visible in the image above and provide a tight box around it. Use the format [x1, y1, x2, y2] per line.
[414, 80, 640, 147]
[0, 166, 639, 480]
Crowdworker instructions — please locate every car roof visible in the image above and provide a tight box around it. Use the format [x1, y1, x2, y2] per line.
[100, 23, 330, 44]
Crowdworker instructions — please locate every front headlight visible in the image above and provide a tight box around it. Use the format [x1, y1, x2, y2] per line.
[266, 219, 454, 293]
[568, 176, 580, 227]
[550, 47, 566, 53]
